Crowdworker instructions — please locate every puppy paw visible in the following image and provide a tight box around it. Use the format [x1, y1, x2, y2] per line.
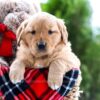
[48, 74, 63, 90]
[9, 67, 25, 84]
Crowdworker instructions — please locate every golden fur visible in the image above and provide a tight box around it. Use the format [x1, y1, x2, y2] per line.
[9, 12, 81, 90]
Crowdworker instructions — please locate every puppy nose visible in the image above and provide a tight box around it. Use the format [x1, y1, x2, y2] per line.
[37, 41, 46, 51]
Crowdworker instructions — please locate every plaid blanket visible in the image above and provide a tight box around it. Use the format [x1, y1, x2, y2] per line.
[0, 65, 79, 100]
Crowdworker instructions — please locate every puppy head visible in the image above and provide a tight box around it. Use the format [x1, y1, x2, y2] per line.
[17, 12, 68, 57]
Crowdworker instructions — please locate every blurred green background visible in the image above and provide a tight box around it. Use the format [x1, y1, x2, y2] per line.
[41, 0, 100, 100]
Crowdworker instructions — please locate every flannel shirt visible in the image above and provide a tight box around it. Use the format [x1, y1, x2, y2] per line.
[0, 65, 79, 100]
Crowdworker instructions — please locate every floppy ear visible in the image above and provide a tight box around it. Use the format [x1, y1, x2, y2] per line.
[17, 20, 28, 45]
[57, 19, 68, 44]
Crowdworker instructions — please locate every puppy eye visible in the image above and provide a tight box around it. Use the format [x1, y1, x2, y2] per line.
[31, 30, 36, 35]
[48, 30, 54, 35]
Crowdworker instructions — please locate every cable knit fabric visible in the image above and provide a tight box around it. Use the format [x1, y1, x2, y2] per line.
[0, 0, 41, 33]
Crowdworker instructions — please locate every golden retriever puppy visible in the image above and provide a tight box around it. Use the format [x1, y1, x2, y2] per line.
[9, 12, 81, 90]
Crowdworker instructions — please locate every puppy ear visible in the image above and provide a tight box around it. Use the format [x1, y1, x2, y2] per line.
[17, 20, 28, 45]
[57, 19, 68, 44]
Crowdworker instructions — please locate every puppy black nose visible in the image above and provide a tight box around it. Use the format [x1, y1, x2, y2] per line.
[37, 41, 46, 51]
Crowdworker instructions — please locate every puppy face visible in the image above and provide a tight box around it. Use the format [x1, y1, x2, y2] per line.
[17, 12, 68, 57]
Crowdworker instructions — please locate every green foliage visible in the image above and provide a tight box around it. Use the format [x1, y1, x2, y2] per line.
[83, 36, 100, 100]
[42, 0, 100, 100]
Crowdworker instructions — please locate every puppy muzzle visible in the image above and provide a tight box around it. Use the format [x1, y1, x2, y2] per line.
[37, 41, 46, 51]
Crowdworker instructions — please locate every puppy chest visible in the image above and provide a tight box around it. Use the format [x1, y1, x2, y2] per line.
[33, 58, 50, 68]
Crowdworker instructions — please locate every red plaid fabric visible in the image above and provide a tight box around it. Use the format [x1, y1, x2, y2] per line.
[0, 65, 79, 100]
